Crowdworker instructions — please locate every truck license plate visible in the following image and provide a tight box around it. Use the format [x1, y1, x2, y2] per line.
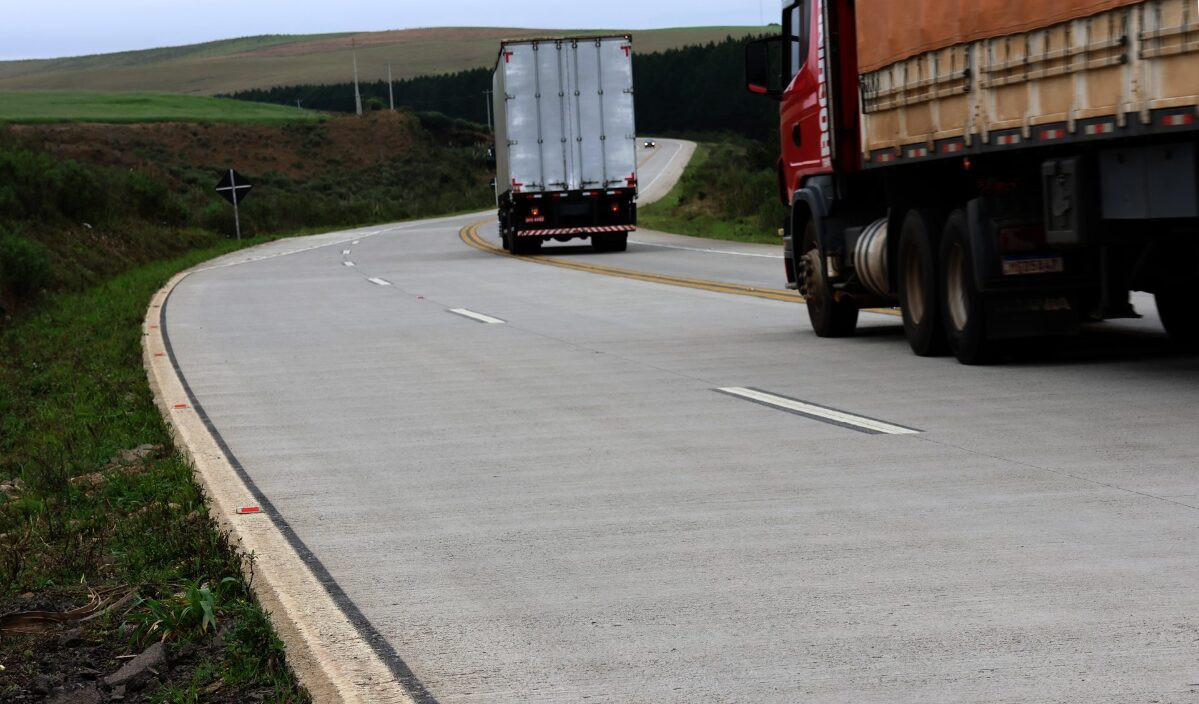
[1002, 256, 1064, 276]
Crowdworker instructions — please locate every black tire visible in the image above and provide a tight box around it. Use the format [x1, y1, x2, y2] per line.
[593, 232, 628, 252]
[501, 229, 512, 252]
[897, 209, 948, 356]
[939, 210, 998, 364]
[1156, 288, 1199, 347]
[799, 221, 858, 337]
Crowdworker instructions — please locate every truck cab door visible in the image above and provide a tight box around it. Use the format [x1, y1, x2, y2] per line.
[781, 0, 830, 183]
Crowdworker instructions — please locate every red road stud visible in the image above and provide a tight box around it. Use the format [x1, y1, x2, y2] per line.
[154, 353, 165, 357]
[173, 403, 189, 409]
[236, 506, 262, 515]
[149, 325, 159, 330]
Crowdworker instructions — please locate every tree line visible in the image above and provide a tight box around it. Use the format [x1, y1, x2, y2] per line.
[225, 34, 776, 140]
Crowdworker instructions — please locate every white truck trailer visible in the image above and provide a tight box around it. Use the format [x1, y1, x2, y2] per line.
[492, 35, 639, 254]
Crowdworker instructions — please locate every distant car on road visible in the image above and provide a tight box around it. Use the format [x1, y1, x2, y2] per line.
[643, 139, 656, 148]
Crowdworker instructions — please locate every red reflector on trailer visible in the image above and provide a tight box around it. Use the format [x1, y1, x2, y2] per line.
[1163, 113, 1196, 127]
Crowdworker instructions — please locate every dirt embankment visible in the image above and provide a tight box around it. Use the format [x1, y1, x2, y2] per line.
[7, 110, 426, 182]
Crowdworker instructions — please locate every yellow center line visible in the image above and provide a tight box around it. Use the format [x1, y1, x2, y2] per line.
[458, 220, 900, 316]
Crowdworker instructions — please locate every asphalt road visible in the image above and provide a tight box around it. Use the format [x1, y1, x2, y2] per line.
[165, 141, 1199, 702]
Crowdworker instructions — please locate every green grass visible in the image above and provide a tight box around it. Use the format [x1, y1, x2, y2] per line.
[639, 139, 787, 245]
[0, 90, 324, 124]
[0, 26, 771, 94]
[0, 237, 310, 701]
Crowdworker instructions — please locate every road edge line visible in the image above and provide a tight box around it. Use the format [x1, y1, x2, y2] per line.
[144, 269, 420, 703]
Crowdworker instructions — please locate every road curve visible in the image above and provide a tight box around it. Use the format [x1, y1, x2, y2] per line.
[156, 144, 1199, 702]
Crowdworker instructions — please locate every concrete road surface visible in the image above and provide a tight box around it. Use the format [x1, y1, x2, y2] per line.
[163, 146, 1199, 702]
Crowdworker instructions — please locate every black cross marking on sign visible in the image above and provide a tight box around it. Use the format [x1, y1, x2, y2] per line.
[215, 169, 252, 205]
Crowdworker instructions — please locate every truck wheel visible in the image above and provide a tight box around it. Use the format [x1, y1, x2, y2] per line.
[939, 210, 997, 364]
[501, 230, 512, 252]
[1156, 288, 1199, 347]
[799, 221, 858, 337]
[898, 209, 948, 356]
[593, 232, 628, 252]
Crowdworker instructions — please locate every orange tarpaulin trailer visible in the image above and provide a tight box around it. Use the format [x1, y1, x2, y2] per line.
[856, 0, 1143, 72]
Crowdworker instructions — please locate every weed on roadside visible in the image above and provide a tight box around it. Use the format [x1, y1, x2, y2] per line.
[0, 245, 310, 702]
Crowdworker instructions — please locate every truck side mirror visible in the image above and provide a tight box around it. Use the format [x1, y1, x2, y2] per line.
[745, 38, 784, 100]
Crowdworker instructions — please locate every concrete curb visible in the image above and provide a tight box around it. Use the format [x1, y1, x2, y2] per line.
[143, 263, 416, 704]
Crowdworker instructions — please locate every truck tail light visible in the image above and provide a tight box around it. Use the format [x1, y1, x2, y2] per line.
[610, 203, 620, 213]
[530, 207, 541, 217]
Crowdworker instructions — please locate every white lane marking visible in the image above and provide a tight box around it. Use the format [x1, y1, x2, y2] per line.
[342, 249, 351, 255]
[368, 277, 392, 286]
[716, 387, 922, 435]
[628, 239, 783, 259]
[449, 308, 506, 325]
[353, 240, 360, 245]
[344, 261, 356, 267]
[188, 213, 491, 274]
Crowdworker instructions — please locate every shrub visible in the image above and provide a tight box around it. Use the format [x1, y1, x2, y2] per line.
[0, 231, 52, 305]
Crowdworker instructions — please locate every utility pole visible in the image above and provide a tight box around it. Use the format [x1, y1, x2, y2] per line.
[352, 41, 363, 116]
[388, 63, 395, 111]
[483, 90, 493, 133]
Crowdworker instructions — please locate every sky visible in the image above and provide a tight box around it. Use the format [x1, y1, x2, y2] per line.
[0, 0, 769, 60]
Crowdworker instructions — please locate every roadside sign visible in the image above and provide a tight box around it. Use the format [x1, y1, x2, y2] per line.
[215, 169, 252, 240]
[215, 169, 252, 205]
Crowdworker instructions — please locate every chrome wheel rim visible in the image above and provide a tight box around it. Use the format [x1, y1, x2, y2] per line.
[903, 244, 925, 325]
[801, 249, 823, 307]
[946, 243, 968, 332]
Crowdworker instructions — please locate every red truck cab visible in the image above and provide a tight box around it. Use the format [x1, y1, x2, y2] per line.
[748, 0, 1199, 363]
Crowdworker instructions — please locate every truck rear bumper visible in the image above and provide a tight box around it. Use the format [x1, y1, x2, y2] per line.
[517, 225, 636, 237]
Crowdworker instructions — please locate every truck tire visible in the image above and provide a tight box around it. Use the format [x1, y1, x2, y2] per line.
[897, 209, 948, 356]
[1155, 288, 1199, 347]
[501, 230, 512, 252]
[939, 210, 997, 364]
[799, 221, 858, 337]
[593, 232, 629, 252]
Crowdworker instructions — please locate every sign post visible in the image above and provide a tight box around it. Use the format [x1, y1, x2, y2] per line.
[215, 169, 253, 241]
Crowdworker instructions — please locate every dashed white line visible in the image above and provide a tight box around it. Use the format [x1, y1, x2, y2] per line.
[353, 240, 360, 245]
[716, 387, 922, 435]
[449, 308, 506, 324]
[343, 249, 351, 255]
[368, 277, 392, 286]
[344, 261, 356, 267]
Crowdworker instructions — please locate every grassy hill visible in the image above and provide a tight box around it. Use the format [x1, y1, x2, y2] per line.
[0, 26, 768, 95]
[0, 90, 323, 123]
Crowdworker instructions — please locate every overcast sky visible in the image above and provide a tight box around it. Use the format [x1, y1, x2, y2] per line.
[0, 1, 769, 60]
